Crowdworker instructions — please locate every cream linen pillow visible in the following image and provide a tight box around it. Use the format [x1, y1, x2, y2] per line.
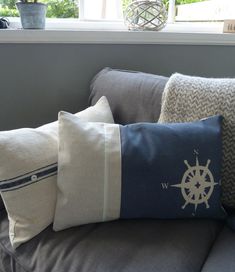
[0, 96, 114, 249]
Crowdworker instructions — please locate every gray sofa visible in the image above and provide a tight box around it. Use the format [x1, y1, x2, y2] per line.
[0, 68, 234, 272]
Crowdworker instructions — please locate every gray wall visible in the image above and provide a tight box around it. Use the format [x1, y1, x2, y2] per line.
[0, 43, 234, 130]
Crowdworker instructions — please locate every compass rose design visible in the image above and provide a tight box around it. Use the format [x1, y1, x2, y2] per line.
[171, 156, 217, 212]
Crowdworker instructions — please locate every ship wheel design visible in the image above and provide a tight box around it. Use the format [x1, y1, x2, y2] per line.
[171, 157, 217, 212]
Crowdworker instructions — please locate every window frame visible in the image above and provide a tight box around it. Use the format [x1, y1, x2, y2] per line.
[2, 0, 235, 45]
[168, 0, 176, 23]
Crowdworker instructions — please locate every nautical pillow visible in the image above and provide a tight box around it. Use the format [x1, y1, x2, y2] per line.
[53, 113, 226, 232]
[158, 73, 235, 209]
[0, 96, 114, 249]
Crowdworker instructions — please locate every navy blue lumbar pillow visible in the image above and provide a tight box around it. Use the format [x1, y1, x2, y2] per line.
[54, 113, 226, 232]
[120, 116, 225, 219]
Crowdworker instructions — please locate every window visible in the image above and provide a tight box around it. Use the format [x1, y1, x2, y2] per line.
[0, 0, 123, 19]
[0, 0, 79, 18]
[122, 0, 235, 24]
[79, 0, 123, 20]
[175, 0, 235, 22]
[0, 0, 234, 27]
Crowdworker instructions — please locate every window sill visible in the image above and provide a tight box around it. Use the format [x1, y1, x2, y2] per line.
[1, 20, 235, 45]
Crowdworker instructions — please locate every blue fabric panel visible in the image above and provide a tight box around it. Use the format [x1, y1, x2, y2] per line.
[120, 116, 226, 219]
[0, 163, 57, 192]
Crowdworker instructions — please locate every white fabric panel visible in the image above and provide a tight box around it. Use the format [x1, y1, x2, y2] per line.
[103, 125, 121, 221]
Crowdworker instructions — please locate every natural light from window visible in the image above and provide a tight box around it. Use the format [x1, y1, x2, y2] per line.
[0, 0, 235, 28]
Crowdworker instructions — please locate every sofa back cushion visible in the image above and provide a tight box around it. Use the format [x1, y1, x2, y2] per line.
[89, 68, 168, 125]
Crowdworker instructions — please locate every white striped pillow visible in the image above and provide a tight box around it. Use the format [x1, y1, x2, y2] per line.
[0, 96, 114, 249]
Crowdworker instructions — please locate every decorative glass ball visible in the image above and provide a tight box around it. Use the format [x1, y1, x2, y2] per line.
[124, 0, 168, 31]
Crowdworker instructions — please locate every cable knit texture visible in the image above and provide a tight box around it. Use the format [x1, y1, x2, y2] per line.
[159, 73, 235, 209]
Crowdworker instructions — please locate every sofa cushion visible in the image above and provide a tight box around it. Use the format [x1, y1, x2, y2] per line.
[0, 210, 223, 272]
[201, 226, 235, 272]
[159, 73, 235, 209]
[89, 68, 168, 124]
[53, 113, 225, 232]
[0, 97, 114, 249]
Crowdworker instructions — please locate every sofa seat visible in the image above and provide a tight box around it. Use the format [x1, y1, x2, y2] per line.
[201, 225, 235, 272]
[0, 210, 223, 272]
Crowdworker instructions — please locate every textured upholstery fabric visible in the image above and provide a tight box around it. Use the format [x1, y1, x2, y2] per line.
[159, 73, 235, 209]
[201, 226, 235, 272]
[0, 210, 223, 272]
[89, 68, 168, 124]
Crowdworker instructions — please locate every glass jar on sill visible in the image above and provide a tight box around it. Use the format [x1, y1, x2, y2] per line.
[124, 0, 168, 31]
